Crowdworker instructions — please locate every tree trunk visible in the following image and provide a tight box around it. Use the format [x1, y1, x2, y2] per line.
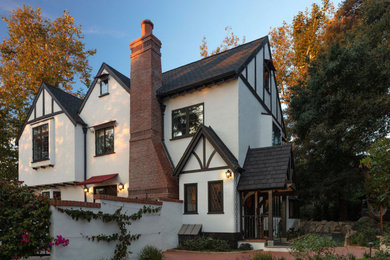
[380, 204, 383, 234]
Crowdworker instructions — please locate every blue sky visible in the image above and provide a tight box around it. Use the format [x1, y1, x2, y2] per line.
[0, 0, 343, 93]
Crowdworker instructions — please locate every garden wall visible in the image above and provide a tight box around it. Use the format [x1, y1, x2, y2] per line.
[49, 195, 182, 260]
[298, 220, 353, 234]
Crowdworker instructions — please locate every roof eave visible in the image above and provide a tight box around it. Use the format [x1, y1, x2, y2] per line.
[158, 71, 237, 99]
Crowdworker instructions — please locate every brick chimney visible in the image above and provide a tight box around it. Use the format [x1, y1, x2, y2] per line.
[129, 20, 178, 200]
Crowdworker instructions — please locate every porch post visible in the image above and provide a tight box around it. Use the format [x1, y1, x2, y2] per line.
[255, 191, 258, 238]
[268, 190, 273, 242]
[282, 195, 287, 239]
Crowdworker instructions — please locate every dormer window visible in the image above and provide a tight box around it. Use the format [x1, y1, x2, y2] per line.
[98, 74, 109, 97]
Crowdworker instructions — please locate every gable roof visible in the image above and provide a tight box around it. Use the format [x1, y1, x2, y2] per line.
[157, 36, 268, 97]
[16, 83, 85, 144]
[44, 83, 85, 125]
[237, 144, 293, 191]
[78, 62, 130, 113]
[173, 125, 242, 176]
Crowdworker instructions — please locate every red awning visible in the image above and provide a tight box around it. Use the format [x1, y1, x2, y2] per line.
[77, 173, 118, 185]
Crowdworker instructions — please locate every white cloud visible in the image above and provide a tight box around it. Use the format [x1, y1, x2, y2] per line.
[84, 26, 129, 38]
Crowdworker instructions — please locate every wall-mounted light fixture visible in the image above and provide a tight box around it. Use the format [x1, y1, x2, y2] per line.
[118, 183, 124, 190]
[225, 170, 232, 179]
[83, 187, 89, 193]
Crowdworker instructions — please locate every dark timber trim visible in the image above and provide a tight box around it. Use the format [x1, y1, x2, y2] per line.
[173, 125, 242, 176]
[182, 166, 229, 174]
[239, 75, 284, 132]
[28, 111, 63, 125]
[42, 89, 45, 116]
[267, 41, 286, 136]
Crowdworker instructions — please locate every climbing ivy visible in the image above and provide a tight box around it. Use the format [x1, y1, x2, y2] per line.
[57, 205, 161, 260]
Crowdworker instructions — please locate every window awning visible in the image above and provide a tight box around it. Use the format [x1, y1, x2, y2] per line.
[77, 173, 118, 185]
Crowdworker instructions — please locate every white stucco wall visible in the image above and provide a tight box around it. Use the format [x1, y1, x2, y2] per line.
[19, 112, 84, 186]
[163, 80, 239, 168]
[179, 169, 237, 233]
[50, 199, 182, 260]
[79, 70, 130, 199]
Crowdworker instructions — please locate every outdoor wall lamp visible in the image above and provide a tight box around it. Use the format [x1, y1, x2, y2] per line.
[118, 183, 124, 190]
[225, 170, 232, 179]
[83, 187, 89, 193]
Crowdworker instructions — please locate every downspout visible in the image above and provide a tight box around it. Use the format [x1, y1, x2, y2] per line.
[82, 126, 88, 202]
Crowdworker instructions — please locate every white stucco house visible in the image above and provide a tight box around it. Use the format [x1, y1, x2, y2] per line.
[18, 20, 298, 247]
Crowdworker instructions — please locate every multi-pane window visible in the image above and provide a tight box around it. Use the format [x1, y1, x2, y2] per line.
[95, 127, 114, 155]
[100, 78, 109, 96]
[33, 124, 49, 161]
[172, 104, 203, 138]
[184, 183, 197, 214]
[208, 181, 223, 213]
[272, 123, 281, 146]
[94, 185, 117, 196]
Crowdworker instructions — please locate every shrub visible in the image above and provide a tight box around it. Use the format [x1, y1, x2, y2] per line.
[290, 233, 336, 260]
[138, 245, 163, 260]
[181, 236, 230, 251]
[251, 252, 274, 260]
[350, 218, 381, 247]
[238, 243, 253, 250]
[374, 250, 390, 260]
[0, 180, 52, 259]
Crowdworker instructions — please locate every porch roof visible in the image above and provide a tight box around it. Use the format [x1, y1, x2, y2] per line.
[237, 144, 293, 191]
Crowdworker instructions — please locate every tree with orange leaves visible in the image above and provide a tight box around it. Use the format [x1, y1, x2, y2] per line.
[269, 0, 334, 105]
[0, 6, 95, 180]
[200, 26, 245, 58]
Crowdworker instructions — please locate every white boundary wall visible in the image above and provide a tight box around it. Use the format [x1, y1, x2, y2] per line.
[50, 199, 182, 260]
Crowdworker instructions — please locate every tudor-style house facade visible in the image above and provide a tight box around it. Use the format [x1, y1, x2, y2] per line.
[18, 20, 298, 246]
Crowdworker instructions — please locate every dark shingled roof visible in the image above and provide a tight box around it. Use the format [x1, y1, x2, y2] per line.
[44, 83, 85, 125]
[173, 125, 242, 176]
[91, 37, 268, 97]
[157, 36, 267, 97]
[237, 144, 292, 191]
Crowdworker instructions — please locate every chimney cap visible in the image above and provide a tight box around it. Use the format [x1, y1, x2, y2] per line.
[141, 19, 154, 36]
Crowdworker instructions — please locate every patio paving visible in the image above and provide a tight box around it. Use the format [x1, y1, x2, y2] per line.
[163, 246, 373, 260]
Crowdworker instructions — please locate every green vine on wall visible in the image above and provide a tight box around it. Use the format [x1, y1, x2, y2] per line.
[57, 205, 161, 260]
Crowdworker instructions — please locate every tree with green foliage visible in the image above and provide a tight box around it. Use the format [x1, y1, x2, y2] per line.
[0, 180, 52, 259]
[269, 0, 335, 104]
[200, 26, 245, 58]
[290, 0, 390, 220]
[360, 138, 390, 234]
[0, 5, 95, 180]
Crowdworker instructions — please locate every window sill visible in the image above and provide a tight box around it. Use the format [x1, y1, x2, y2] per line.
[207, 211, 224, 214]
[99, 93, 109, 98]
[31, 158, 50, 163]
[183, 212, 198, 215]
[94, 152, 115, 157]
[170, 134, 195, 141]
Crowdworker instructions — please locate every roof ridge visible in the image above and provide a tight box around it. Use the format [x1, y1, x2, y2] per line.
[103, 62, 129, 81]
[162, 36, 267, 75]
[43, 83, 83, 102]
[249, 144, 292, 151]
